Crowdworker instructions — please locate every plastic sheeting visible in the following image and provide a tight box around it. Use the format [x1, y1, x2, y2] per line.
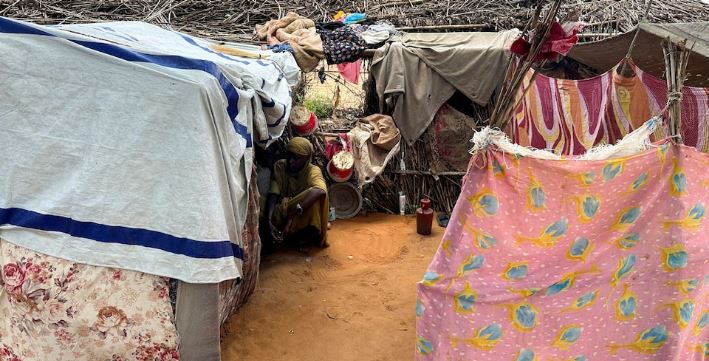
[0, 17, 297, 283]
[568, 22, 709, 87]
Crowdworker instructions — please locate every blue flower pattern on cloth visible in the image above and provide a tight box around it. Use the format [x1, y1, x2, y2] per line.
[568, 237, 593, 261]
[552, 325, 583, 349]
[603, 161, 624, 181]
[515, 349, 537, 361]
[502, 262, 529, 281]
[415, 144, 708, 360]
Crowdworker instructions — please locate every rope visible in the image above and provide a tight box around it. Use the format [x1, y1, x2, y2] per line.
[471, 150, 488, 170]
[658, 91, 683, 116]
[667, 91, 683, 103]
[650, 90, 681, 143]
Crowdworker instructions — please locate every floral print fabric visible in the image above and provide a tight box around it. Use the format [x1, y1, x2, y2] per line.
[416, 141, 709, 360]
[0, 239, 179, 361]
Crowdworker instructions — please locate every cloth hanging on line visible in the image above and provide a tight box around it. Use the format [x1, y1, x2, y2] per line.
[360, 30, 390, 45]
[318, 26, 366, 65]
[337, 59, 361, 84]
[416, 121, 709, 360]
[508, 61, 709, 154]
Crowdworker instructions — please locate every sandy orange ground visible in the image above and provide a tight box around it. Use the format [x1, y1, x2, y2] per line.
[221, 213, 443, 361]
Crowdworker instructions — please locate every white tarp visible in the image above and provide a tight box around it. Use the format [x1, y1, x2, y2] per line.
[0, 17, 298, 283]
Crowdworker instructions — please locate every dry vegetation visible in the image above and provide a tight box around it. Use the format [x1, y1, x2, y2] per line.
[2, 0, 707, 43]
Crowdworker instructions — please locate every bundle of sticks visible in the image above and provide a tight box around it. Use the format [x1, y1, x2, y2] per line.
[489, 0, 563, 130]
[662, 39, 690, 141]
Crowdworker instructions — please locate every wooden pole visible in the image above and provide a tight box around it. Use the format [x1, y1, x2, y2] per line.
[619, 0, 654, 75]
[395, 23, 490, 31]
[369, 0, 424, 10]
[391, 170, 466, 176]
[577, 33, 619, 38]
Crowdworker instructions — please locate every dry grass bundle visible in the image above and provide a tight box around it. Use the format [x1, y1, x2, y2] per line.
[1, 0, 358, 42]
[370, 0, 709, 35]
[2, 0, 707, 43]
[218, 166, 262, 324]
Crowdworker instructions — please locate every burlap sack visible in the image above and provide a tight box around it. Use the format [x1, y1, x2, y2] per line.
[361, 114, 401, 151]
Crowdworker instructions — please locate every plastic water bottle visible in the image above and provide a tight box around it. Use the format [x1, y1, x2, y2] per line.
[329, 207, 337, 222]
[399, 192, 406, 215]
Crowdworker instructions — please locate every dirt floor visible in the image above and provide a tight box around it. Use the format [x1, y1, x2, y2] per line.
[221, 213, 443, 361]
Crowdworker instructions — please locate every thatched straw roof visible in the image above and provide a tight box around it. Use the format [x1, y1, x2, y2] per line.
[2, 0, 707, 42]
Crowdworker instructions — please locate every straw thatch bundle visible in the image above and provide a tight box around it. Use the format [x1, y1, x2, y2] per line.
[374, 0, 709, 34]
[2, 0, 707, 42]
[218, 166, 262, 324]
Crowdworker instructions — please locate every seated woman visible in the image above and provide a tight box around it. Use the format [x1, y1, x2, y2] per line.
[266, 137, 329, 252]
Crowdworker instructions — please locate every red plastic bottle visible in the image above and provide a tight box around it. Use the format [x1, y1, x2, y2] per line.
[416, 198, 434, 235]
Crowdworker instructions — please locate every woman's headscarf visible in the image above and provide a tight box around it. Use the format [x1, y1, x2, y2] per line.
[286, 137, 314, 157]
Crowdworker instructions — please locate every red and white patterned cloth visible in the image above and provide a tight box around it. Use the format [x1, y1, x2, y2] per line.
[508, 62, 709, 154]
[0, 239, 179, 361]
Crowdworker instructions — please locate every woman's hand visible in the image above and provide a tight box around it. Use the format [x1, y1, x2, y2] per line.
[270, 221, 283, 241]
